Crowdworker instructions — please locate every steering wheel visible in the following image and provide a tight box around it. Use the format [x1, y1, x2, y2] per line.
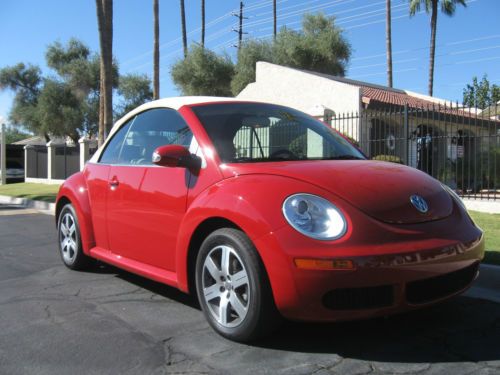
[269, 149, 298, 160]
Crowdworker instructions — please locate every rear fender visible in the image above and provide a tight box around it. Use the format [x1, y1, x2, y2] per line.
[56, 172, 95, 255]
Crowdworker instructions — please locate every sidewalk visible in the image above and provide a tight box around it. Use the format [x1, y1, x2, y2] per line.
[463, 198, 500, 214]
[0, 195, 55, 214]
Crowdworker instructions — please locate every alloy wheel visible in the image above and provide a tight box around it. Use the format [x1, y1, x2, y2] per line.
[201, 245, 250, 328]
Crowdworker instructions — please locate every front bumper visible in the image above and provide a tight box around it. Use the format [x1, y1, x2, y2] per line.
[254, 222, 485, 322]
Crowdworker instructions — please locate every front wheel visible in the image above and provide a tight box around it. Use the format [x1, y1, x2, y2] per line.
[57, 203, 91, 270]
[195, 228, 280, 342]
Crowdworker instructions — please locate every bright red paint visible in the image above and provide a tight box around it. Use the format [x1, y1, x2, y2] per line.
[56, 99, 484, 322]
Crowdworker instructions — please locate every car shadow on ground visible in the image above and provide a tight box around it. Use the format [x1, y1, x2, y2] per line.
[83, 261, 200, 309]
[258, 296, 500, 363]
[82, 261, 500, 364]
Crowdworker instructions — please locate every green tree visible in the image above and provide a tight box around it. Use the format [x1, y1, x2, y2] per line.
[0, 39, 151, 142]
[231, 13, 351, 95]
[409, 0, 467, 96]
[231, 39, 274, 96]
[36, 79, 83, 144]
[463, 75, 500, 109]
[171, 44, 234, 96]
[116, 74, 153, 117]
[0, 63, 45, 139]
[2, 125, 30, 144]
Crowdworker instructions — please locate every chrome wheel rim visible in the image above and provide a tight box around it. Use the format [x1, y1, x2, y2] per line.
[59, 213, 77, 264]
[202, 245, 250, 328]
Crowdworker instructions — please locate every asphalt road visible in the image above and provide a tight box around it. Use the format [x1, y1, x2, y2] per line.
[0, 204, 499, 375]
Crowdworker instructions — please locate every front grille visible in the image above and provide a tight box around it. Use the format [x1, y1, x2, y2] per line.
[322, 285, 394, 310]
[406, 263, 479, 305]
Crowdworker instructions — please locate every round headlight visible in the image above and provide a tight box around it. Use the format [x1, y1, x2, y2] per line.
[282, 193, 347, 241]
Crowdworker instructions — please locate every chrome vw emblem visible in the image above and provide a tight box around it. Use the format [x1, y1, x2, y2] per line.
[410, 195, 428, 213]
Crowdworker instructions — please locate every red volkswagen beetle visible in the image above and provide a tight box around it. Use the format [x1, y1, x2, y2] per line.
[56, 97, 484, 341]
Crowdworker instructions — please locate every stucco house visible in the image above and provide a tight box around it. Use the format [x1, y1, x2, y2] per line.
[237, 62, 498, 186]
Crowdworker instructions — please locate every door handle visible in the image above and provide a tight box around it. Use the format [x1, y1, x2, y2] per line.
[109, 176, 119, 189]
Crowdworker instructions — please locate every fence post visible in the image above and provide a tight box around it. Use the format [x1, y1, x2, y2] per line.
[403, 104, 409, 165]
[24, 145, 30, 180]
[47, 140, 56, 182]
[78, 137, 90, 171]
[0, 123, 5, 185]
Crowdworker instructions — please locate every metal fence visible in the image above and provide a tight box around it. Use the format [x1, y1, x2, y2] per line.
[53, 145, 80, 180]
[331, 103, 500, 200]
[26, 146, 48, 179]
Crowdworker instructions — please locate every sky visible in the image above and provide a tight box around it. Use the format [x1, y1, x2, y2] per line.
[1, 0, 499, 124]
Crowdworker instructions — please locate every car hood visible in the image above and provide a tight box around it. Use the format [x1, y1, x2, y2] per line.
[220, 160, 453, 224]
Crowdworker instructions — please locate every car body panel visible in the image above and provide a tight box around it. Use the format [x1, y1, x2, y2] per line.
[56, 97, 485, 323]
[220, 160, 453, 224]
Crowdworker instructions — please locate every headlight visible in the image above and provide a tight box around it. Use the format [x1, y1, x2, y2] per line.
[282, 193, 347, 240]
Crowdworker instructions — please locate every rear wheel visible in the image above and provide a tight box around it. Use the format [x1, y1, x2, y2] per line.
[57, 204, 91, 270]
[195, 228, 280, 342]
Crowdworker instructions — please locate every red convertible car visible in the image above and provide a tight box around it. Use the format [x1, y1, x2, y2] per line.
[56, 97, 484, 341]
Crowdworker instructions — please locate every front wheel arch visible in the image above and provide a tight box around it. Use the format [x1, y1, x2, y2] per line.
[186, 217, 240, 297]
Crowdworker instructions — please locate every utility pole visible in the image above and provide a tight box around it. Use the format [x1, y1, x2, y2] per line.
[273, 0, 277, 41]
[1, 123, 6, 185]
[232, 1, 248, 50]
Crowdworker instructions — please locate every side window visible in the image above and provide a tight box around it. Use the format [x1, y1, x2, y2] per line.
[118, 108, 193, 165]
[99, 117, 135, 164]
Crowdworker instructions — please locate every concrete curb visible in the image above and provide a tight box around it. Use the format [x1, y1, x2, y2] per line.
[463, 199, 500, 214]
[0, 195, 55, 214]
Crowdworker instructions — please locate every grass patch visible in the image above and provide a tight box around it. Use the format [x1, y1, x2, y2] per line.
[0, 182, 60, 202]
[468, 210, 500, 266]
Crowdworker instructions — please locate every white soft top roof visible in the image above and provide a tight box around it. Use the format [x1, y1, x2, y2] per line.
[134, 96, 237, 111]
[89, 96, 241, 163]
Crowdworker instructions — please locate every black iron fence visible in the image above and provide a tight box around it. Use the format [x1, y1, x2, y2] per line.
[331, 103, 500, 200]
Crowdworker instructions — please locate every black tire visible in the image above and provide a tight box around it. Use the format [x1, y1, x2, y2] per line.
[57, 203, 91, 270]
[195, 228, 280, 342]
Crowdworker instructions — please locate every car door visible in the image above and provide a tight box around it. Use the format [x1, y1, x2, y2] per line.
[105, 108, 194, 271]
[85, 117, 135, 250]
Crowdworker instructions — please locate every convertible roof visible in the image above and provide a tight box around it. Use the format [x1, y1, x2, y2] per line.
[137, 96, 237, 111]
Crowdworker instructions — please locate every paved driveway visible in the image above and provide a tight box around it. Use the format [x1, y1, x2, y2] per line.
[0, 204, 499, 374]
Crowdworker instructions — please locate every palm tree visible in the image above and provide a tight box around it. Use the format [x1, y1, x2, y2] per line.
[273, 0, 277, 41]
[201, 0, 205, 47]
[409, 0, 467, 96]
[153, 0, 160, 99]
[386, 0, 393, 88]
[95, 0, 113, 146]
[180, 0, 187, 58]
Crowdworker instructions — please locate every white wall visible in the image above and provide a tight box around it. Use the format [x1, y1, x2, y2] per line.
[237, 62, 362, 116]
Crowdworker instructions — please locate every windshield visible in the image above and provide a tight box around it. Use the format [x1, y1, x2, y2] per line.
[191, 102, 365, 163]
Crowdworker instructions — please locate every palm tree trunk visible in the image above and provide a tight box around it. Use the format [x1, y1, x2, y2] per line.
[153, 0, 160, 100]
[95, 0, 113, 146]
[428, 0, 438, 96]
[180, 0, 187, 58]
[201, 0, 205, 48]
[386, 0, 393, 88]
[273, 0, 277, 41]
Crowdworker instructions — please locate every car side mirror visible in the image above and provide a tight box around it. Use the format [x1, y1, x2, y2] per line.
[152, 145, 201, 169]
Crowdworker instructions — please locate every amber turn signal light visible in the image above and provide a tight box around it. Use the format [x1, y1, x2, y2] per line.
[294, 258, 355, 270]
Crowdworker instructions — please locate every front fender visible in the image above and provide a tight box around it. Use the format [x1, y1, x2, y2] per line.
[56, 172, 95, 255]
[174, 174, 325, 300]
